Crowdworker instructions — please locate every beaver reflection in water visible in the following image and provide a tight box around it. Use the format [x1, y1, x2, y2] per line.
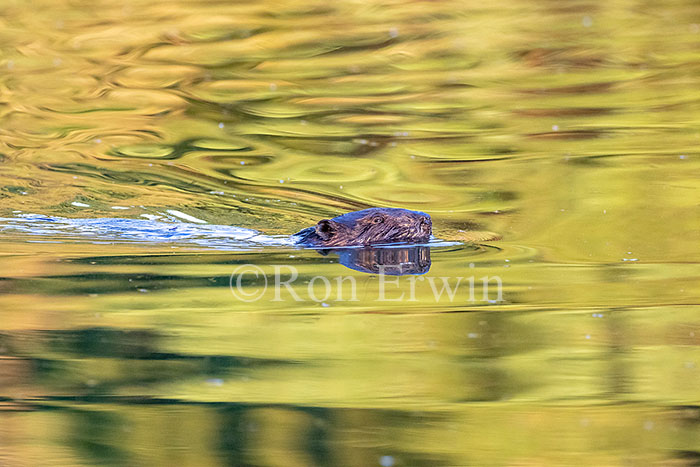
[333, 246, 431, 275]
[293, 207, 432, 247]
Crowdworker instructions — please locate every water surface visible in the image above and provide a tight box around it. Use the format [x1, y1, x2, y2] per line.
[1, 0, 700, 465]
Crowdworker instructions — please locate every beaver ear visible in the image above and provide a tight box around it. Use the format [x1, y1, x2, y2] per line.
[315, 219, 338, 241]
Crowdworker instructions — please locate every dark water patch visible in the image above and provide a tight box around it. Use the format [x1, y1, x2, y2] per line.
[526, 129, 606, 140]
[41, 162, 217, 195]
[2, 328, 298, 367]
[0, 272, 228, 295]
[69, 409, 132, 466]
[513, 107, 616, 117]
[1, 0, 700, 464]
[519, 81, 618, 95]
[2, 185, 35, 195]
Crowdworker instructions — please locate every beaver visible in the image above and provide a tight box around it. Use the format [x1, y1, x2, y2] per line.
[293, 207, 432, 247]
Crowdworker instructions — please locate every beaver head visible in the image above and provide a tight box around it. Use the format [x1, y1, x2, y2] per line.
[293, 208, 432, 247]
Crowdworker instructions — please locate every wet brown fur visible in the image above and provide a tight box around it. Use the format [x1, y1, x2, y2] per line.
[294, 208, 432, 247]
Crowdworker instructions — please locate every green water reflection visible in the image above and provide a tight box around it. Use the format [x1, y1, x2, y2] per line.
[1, 0, 700, 465]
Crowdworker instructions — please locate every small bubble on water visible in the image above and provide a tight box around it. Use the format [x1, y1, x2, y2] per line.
[269, 83, 277, 91]
[467, 333, 480, 339]
[379, 455, 395, 467]
[389, 27, 399, 38]
[679, 155, 687, 160]
[207, 378, 224, 386]
[552, 124, 559, 131]
[240, 161, 245, 165]
[582, 15, 593, 27]
[321, 302, 330, 307]
[279, 179, 284, 183]
[95, 138, 102, 143]
[603, 209, 607, 214]
[218, 122, 224, 129]
[71, 202, 90, 207]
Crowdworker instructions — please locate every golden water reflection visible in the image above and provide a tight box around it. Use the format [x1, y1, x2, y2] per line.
[1, 0, 700, 465]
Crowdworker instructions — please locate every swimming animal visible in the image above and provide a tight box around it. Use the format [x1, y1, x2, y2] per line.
[293, 207, 432, 247]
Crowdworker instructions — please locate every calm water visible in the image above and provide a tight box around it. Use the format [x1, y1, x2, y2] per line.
[2, 0, 700, 465]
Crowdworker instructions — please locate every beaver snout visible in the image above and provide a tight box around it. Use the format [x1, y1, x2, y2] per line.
[419, 216, 431, 235]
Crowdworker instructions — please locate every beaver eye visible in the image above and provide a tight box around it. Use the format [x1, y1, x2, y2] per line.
[371, 215, 384, 224]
